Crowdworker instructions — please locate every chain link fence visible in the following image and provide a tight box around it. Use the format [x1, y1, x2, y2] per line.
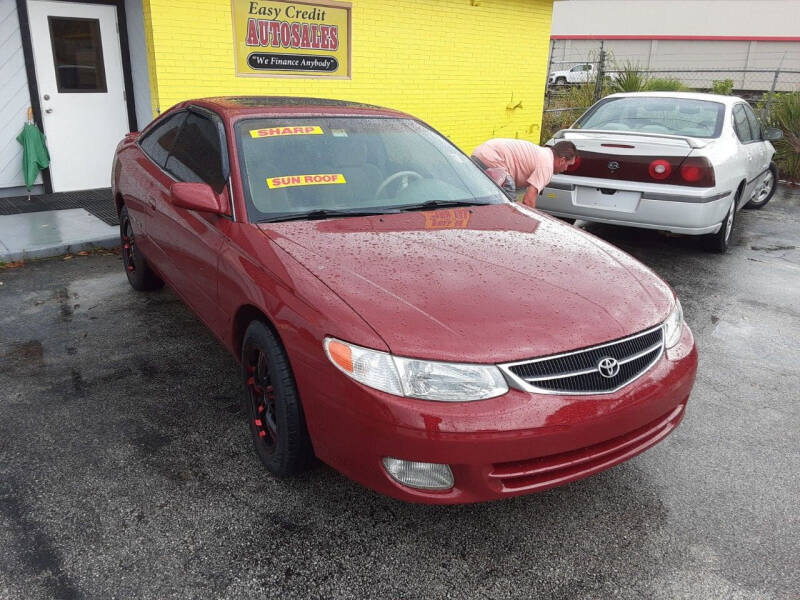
[541, 43, 800, 145]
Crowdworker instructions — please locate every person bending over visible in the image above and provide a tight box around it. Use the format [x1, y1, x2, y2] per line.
[471, 139, 578, 208]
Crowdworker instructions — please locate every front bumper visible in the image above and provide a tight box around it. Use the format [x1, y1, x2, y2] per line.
[537, 177, 733, 235]
[294, 325, 697, 504]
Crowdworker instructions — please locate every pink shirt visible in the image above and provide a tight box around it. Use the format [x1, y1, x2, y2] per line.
[472, 139, 554, 192]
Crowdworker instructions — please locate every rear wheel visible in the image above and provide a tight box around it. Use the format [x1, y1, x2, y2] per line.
[241, 321, 313, 476]
[703, 191, 737, 253]
[745, 163, 778, 209]
[120, 206, 163, 291]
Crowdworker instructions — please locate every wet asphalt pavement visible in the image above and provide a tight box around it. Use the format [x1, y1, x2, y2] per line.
[1, 186, 799, 600]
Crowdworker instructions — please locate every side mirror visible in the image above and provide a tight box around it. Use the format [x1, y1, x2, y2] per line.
[170, 182, 222, 214]
[763, 127, 783, 142]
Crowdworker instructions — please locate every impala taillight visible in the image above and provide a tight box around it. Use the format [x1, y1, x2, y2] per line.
[679, 156, 715, 187]
[565, 155, 582, 172]
[648, 159, 672, 180]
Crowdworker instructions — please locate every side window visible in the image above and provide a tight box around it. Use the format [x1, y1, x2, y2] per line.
[165, 112, 226, 193]
[742, 103, 762, 141]
[138, 112, 187, 168]
[732, 105, 753, 143]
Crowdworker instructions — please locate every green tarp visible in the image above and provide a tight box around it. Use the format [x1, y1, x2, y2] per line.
[16, 123, 50, 191]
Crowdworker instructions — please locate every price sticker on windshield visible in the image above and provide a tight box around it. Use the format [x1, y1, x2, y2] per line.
[250, 126, 324, 138]
[423, 208, 471, 229]
[267, 173, 347, 189]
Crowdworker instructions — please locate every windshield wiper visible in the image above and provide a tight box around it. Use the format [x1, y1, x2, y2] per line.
[259, 208, 400, 223]
[396, 199, 491, 212]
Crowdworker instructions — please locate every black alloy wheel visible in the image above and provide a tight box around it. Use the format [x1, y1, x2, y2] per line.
[245, 346, 280, 456]
[119, 206, 163, 291]
[241, 321, 313, 476]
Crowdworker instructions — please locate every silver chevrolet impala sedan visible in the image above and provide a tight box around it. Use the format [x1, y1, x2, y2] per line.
[537, 92, 783, 253]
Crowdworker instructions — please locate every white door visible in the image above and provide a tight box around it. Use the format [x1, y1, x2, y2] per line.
[27, 0, 129, 192]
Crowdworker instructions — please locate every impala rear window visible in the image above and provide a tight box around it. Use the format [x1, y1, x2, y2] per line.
[235, 117, 505, 222]
[576, 97, 725, 138]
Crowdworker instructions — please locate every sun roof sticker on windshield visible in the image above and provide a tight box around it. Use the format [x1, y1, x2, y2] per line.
[267, 173, 347, 189]
[250, 125, 324, 138]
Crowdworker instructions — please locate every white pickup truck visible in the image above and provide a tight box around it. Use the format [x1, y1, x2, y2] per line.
[548, 64, 619, 85]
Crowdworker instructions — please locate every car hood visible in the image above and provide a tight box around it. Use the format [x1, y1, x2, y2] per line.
[258, 204, 674, 363]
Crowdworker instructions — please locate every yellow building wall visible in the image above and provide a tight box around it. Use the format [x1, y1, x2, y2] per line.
[142, 0, 553, 153]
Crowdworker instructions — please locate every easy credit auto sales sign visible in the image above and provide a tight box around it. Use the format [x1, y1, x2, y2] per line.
[232, 0, 351, 78]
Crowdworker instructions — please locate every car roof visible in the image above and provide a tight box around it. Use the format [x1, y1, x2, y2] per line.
[604, 91, 746, 107]
[176, 96, 414, 120]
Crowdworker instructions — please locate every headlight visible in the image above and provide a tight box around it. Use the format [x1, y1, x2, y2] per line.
[663, 299, 684, 349]
[324, 338, 508, 402]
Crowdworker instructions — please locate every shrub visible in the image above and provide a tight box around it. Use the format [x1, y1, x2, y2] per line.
[645, 78, 689, 92]
[712, 79, 735, 95]
[764, 92, 800, 181]
[540, 106, 582, 144]
[609, 62, 649, 93]
[540, 81, 604, 143]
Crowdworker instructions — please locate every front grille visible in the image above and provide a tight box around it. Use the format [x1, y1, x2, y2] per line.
[502, 326, 664, 394]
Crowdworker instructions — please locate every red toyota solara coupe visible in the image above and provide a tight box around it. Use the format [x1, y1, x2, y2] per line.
[112, 97, 697, 504]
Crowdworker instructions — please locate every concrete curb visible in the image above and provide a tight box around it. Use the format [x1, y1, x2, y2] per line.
[0, 209, 119, 264]
[0, 235, 119, 263]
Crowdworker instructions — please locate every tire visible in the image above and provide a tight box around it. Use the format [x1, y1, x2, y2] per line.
[241, 321, 313, 477]
[745, 163, 778, 209]
[703, 190, 738, 253]
[556, 216, 576, 225]
[120, 206, 163, 291]
[555, 77, 567, 85]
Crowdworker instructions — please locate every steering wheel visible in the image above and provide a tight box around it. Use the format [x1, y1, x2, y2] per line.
[374, 171, 423, 201]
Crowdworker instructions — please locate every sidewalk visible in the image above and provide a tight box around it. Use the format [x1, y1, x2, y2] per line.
[0, 188, 118, 262]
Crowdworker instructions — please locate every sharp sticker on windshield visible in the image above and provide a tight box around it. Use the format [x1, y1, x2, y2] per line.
[267, 173, 347, 189]
[250, 126, 324, 138]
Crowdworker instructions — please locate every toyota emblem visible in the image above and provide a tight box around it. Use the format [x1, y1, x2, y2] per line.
[597, 357, 620, 378]
[607, 161, 620, 172]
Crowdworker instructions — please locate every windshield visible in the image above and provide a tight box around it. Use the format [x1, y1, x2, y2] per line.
[235, 117, 506, 222]
[576, 97, 725, 138]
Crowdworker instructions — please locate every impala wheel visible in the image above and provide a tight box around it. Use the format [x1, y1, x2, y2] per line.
[704, 192, 737, 253]
[745, 164, 778, 209]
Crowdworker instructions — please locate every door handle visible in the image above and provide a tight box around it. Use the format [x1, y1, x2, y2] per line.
[45, 108, 53, 114]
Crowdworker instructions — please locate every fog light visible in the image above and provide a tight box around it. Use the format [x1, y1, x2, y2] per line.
[382, 457, 454, 491]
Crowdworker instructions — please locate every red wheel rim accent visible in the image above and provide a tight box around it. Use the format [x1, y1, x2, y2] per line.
[245, 346, 278, 452]
[122, 219, 136, 273]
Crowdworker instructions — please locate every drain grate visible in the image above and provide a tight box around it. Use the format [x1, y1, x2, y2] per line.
[0, 188, 118, 226]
